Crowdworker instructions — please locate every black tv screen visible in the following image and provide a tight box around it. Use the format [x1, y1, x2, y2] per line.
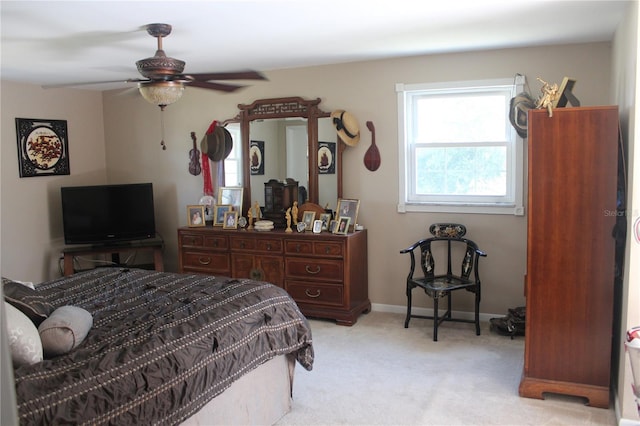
[61, 183, 156, 245]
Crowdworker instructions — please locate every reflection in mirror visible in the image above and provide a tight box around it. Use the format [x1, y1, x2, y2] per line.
[223, 123, 243, 187]
[318, 117, 338, 209]
[248, 118, 308, 208]
[245, 117, 338, 210]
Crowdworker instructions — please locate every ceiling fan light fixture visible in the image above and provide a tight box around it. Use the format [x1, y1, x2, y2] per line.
[138, 81, 184, 110]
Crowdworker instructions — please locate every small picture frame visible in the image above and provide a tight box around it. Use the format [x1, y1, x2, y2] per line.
[312, 219, 323, 234]
[187, 205, 206, 227]
[329, 220, 338, 233]
[302, 211, 316, 230]
[319, 213, 332, 231]
[336, 198, 359, 231]
[223, 211, 238, 229]
[218, 186, 244, 214]
[214, 205, 233, 226]
[335, 216, 350, 235]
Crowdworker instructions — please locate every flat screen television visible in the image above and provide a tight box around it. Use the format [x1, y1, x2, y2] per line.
[61, 183, 156, 245]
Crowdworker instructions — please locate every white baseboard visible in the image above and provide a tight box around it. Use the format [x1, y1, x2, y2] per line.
[616, 392, 640, 426]
[371, 303, 503, 323]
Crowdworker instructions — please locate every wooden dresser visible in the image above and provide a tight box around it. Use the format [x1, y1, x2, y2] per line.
[518, 106, 619, 408]
[178, 227, 370, 325]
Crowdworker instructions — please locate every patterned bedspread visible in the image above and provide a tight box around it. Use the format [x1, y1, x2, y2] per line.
[12, 268, 314, 425]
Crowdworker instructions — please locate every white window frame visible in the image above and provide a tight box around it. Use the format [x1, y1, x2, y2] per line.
[396, 76, 525, 216]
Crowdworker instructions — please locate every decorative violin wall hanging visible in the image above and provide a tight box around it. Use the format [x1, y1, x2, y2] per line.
[189, 131, 202, 176]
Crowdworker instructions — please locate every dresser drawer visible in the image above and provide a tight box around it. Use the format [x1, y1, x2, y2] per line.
[231, 236, 282, 253]
[180, 232, 228, 250]
[285, 281, 343, 307]
[177, 226, 369, 326]
[285, 258, 343, 282]
[181, 250, 230, 274]
[285, 240, 344, 257]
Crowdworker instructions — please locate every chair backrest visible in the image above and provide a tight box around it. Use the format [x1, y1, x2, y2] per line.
[429, 223, 467, 238]
[418, 237, 480, 280]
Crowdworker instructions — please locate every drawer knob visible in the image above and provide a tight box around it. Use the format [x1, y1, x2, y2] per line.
[198, 257, 212, 265]
[250, 268, 264, 281]
[240, 242, 246, 248]
[305, 265, 321, 274]
[267, 243, 272, 250]
[305, 289, 321, 298]
[296, 244, 301, 253]
[325, 247, 331, 254]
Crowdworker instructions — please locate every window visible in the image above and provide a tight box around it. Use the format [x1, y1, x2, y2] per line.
[397, 77, 525, 215]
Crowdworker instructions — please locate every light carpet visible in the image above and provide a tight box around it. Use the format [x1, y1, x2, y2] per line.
[277, 311, 616, 426]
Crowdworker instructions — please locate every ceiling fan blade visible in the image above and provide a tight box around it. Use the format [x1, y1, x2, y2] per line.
[42, 78, 149, 89]
[187, 80, 245, 92]
[187, 71, 267, 81]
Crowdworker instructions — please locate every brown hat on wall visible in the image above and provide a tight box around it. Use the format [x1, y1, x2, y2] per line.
[201, 122, 234, 162]
[331, 110, 360, 146]
[203, 126, 226, 161]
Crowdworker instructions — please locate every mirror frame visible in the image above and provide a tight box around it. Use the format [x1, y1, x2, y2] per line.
[224, 96, 344, 214]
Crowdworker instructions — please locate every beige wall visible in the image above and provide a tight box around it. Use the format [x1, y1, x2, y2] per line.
[101, 42, 612, 317]
[612, 0, 640, 422]
[1, 36, 637, 423]
[1, 82, 107, 281]
[0, 43, 615, 316]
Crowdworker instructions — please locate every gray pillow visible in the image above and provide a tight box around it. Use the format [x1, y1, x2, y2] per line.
[38, 306, 93, 357]
[5, 301, 43, 366]
[3, 278, 54, 326]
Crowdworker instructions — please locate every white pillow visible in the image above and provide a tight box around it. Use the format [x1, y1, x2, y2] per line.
[4, 301, 43, 366]
[38, 305, 92, 357]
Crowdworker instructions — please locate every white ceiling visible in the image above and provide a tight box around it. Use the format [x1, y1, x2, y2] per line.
[0, 0, 630, 91]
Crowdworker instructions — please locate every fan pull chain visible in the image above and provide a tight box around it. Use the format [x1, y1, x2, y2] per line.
[160, 108, 167, 150]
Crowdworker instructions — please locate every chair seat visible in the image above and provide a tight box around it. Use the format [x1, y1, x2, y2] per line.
[410, 275, 474, 293]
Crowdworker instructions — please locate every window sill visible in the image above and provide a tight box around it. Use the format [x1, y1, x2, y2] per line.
[398, 202, 525, 216]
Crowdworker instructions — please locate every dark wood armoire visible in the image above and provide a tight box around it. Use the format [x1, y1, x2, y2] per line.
[518, 106, 620, 408]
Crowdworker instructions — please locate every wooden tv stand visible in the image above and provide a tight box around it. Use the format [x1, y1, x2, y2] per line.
[62, 238, 164, 276]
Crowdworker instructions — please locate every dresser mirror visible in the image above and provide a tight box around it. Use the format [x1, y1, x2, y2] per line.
[223, 97, 344, 216]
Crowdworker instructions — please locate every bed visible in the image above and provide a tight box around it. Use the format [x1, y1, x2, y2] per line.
[4, 267, 314, 425]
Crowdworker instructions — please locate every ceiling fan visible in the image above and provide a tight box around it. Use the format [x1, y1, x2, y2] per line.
[49, 23, 267, 110]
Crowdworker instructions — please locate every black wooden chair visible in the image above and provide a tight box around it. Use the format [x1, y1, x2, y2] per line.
[400, 223, 487, 341]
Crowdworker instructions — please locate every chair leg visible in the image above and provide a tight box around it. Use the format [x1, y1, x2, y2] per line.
[433, 296, 439, 342]
[475, 291, 481, 336]
[404, 284, 412, 328]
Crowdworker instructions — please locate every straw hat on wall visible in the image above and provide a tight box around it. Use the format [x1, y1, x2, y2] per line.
[331, 110, 360, 146]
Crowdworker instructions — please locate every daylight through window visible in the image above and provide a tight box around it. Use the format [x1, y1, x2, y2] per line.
[397, 77, 525, 215]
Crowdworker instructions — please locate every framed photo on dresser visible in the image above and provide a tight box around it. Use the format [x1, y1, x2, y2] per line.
[187, 205, 206, 227]
[214, 205, 233, 226]
[218, 187, 243, 214]
[336, 199, 359, 230]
